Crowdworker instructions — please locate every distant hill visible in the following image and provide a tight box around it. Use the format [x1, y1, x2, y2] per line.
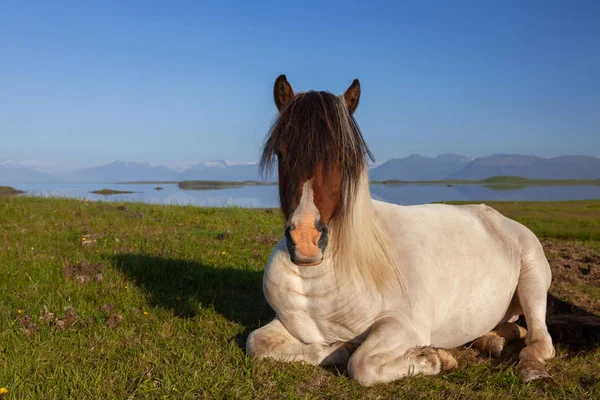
[3, 154, 600, 183]
[0, 163, 56, 184]
[174, 160, 274, 182]
[450, 155, 600, 180]
[72, 161, 177, 183]
[370, 153, 471, 181]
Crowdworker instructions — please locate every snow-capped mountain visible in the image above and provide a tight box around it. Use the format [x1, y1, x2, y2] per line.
[0, 160, 57, 184]
[71, 161, 178, 183]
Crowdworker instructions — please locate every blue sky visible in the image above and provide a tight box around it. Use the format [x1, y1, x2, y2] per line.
[1, 0, 599, 168]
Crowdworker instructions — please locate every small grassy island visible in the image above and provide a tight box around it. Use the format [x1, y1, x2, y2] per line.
[178, 180, 276, 190]
[0, 186, 25, 195]
[90, 189, 135, 195]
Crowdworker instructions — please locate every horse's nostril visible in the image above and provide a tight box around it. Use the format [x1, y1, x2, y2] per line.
[315, 221, 327, 233]
[318, 227, 329, 251]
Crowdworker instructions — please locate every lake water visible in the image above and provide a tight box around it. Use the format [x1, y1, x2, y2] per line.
[11, 183, 600, 208]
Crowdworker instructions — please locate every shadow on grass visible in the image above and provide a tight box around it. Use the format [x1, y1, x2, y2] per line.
[489, 294, 600, 369]
[113, 253, 274, 334]
[545, 293, 600, 353]
[113, 254, 599, 360]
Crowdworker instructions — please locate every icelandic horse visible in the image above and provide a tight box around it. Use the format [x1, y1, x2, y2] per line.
[246, 75, 555, 385]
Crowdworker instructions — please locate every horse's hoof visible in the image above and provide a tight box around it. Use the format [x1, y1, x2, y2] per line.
[413, 347, 458, 374]
[436, 348, 459, 370]
[473, 335, 505, 358]
[518, 360, 552, 382]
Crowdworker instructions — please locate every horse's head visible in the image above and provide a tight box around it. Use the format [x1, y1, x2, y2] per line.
[260, 75, 373, 266]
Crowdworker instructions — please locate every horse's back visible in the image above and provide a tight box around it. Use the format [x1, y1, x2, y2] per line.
[373, 200, 541, 254]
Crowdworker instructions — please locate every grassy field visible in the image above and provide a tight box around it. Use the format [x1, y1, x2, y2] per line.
[0, 197, 599, 399]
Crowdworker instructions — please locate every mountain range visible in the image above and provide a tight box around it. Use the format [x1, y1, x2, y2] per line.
[369, 154, 473, 181]
[2, 154, 600, 184]
[0, 163, 56, 184]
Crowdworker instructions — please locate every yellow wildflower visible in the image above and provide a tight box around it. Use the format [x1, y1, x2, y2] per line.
[143, 311, 149, 315]
[82, 237, 87, 241]
[17, 309, 22, 314]
[0, 388, 8, 395]
[221, 251, 226, 255]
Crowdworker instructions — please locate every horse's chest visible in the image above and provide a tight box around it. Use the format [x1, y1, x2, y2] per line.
[264, 269, 376, 344]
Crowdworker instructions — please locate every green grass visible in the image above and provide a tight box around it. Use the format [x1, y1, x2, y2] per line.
[1, 197, 599, 399]
[445, 200, 600, 241]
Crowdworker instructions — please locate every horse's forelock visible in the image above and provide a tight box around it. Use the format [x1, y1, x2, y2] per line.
[260, 91, 373, 215]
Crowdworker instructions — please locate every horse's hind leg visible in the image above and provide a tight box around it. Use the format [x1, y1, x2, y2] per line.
[473, 322, 528, 358]
[516, 246, 555, 382]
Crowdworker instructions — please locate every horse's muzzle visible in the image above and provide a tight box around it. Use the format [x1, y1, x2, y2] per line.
[285, 222, 328, 266]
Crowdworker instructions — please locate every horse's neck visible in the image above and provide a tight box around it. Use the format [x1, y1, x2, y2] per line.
[329, 171, 404, 295]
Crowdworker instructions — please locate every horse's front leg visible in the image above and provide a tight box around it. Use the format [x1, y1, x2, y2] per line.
[347, 317, 458, 386]
[246, 318, 353, 365]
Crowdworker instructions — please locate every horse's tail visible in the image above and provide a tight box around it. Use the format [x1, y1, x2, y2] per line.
[545, 293, 600, 351]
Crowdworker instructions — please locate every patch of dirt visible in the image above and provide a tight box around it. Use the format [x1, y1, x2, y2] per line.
[40, 306, 55, 324]
[81, 233, 103, 246]
[17, 314, 39, 336]
[255, 235, 279, 245]
[541, 239, 600, 352]
[40, 306, 78, 330]
[116, 204, 143, 218]
[100, 303, 114, 314]
[65, 261, 105, 285]
[542, 238, 600, 314]
[216, 232, 229, 241]
[106, 314, 123, 328]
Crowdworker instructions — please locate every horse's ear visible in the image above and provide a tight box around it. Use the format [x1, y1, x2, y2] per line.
[343, 79, 360, 114]
[274, 74, 294, 111]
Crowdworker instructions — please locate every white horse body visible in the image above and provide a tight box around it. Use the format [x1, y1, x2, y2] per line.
[262, 178, 547, 350]
[248, 76, 554, 385]
[248, 172, 554, 385]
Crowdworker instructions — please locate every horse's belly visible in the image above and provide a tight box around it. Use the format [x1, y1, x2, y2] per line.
[429, 277, 518, 348]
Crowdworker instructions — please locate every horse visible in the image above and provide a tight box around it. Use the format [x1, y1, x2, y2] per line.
[246, 75, 555, 386]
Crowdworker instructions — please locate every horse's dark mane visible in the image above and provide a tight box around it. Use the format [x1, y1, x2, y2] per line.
[260, 90, 374, 212]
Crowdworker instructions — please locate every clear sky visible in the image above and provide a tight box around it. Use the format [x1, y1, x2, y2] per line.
[1, 0, 599, 168]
